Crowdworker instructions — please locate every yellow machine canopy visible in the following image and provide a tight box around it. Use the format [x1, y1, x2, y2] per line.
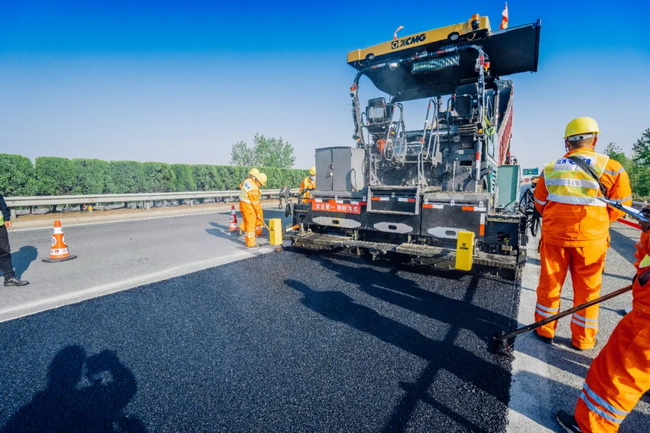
[347, 15, 541, 101]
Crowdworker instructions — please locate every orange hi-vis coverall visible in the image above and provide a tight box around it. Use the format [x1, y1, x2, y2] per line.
[299, 177, 316, 203]
[239, 178, 263, 247]
[574, 229, 650, 432]
[533, 148, 632, 349]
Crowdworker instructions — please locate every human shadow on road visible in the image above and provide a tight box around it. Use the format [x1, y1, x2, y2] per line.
[609, 227, 639, 267]
[286, 275, 514, 433]
[514, 331, 595, 377]
[11, 245, 37, 279]
[206, 221, 243, 243]
[1, 345, 146, 433]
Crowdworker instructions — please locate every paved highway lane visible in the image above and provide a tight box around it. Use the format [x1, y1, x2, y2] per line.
[0, 245, 519, 432]
[0, 209, 285, 322]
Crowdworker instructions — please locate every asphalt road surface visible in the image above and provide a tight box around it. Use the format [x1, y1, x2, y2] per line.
[0, 209, 648, 432]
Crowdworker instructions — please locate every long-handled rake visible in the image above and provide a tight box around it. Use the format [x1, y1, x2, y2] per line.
[492, 284, 633, 354]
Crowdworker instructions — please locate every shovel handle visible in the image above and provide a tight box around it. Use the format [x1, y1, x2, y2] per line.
[501, 284, 633, 341]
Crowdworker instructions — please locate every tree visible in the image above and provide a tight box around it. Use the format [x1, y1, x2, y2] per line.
[632, 128, 650, 167]
[603, 142, 633, 173]
[229, 140, 256, 166]
[631, 129, 650, 197]
[252, 134, 295, 168]
[229, 134, 296, 168]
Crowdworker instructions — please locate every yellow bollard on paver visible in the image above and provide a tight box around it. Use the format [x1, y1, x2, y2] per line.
[268, 218, 283, 246]
[455, 230, 474, 271]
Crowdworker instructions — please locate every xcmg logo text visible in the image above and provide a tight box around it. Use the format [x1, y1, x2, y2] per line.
[391, 34, 426, 50]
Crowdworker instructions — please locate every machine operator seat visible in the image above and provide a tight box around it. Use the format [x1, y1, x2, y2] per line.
[437, 83, 478, 125]
[365, 97, 394, 134]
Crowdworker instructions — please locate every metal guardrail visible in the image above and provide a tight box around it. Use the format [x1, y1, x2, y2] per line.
[5, 189, 300, 219]
[5, 190, 288, 207]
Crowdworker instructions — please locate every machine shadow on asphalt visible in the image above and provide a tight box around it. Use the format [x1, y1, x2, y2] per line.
[0, 345, 146, 433]
[303, 249, 522, 287]
[283, 256, 516, 433]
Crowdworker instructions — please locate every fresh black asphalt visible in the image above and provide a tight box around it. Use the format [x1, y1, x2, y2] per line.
[0, 250, 521, 432]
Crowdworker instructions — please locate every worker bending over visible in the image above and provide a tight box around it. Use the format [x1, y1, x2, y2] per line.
[299, 166, 316, 203]
[533, 117, 632, 350]
[239, 169, 267, 248]
[556, 204, 650, 433]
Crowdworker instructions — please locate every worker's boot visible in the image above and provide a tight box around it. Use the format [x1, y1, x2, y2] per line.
[535, 332, 554, 345]
[556, 410, 582, 433]
[4, 277, 29, 287]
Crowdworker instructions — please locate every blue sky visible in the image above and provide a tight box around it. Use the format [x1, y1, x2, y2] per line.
[1, 0, 649, 173]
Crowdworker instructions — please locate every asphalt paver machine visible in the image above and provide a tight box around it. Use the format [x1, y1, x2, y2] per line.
[289, 13, 541, 279]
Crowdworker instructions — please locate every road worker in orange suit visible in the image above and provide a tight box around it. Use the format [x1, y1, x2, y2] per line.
[533, 117, 632, 350]
[239, 171, 267, 248]
[556, 204, 650, 433]
[299, 166, 316, 203]
[239, 168, 260, 235]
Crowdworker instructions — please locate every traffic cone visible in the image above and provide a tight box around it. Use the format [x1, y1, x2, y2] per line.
[228, 206, 238, 231]
[42, 220, 77, 263]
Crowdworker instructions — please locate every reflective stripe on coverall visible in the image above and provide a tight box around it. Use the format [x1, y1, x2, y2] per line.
[533, 149, 632, 349]
[574, 231, 650, 433]
[239, 179, 262, 247]
[300, 177, 316, 203]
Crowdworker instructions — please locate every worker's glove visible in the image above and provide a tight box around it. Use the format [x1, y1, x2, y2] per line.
[641, 207, 650, 232]
[638, 269, 650, 286]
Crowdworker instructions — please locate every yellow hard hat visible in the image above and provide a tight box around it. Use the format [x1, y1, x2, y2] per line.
[249, 168, 260, 178]
[309, 166, 316, 176]
[564, 117, 600, 139]
[256, 172, 267, 186]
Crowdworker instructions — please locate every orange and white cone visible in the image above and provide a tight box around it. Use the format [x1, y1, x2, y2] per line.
[42, 220, 77, 263]
[228, 206, 238, 231]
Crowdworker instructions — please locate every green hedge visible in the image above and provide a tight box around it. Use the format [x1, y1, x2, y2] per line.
[0, 153, 308, 196]
[0, 154, 37, 196]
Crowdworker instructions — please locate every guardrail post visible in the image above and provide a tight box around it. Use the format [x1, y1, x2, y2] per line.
[10, 209, 16, 220]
